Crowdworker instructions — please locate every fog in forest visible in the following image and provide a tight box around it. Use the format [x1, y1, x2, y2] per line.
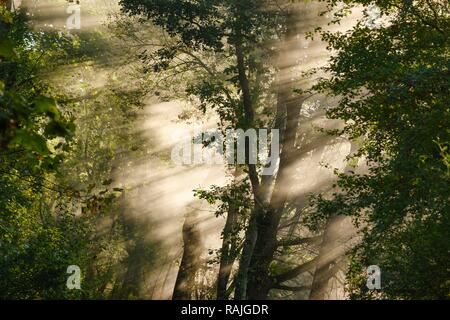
[1, 0, 448, 301]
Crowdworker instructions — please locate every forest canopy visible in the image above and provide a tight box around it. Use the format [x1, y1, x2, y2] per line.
[0, 0, 448, 300]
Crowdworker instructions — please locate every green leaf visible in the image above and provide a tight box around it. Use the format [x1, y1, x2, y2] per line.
[11, 129, 50, 155]
[34, 96, 61, 120]
[44, 121, 69, 137]
[0, 37, 16, 59]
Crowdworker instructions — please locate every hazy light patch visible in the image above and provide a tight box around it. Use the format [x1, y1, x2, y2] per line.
[113, 99, 228, 298]
[22, 0, 120, 31]
[22, 0, 365, 300]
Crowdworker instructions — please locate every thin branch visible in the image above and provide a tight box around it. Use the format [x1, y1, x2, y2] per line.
[272, 284, 309, 292]
[277, 235, 322, 247]
[274, 257, 318, 284]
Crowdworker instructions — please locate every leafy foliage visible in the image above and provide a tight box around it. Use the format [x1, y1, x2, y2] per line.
[0, 7, 133, 299]
[309, 0, 450, 299]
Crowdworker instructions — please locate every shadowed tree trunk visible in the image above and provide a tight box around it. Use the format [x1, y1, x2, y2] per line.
[233, 37, 264, 300]
[309, 142, 358, 300]
[111, 215, 153, 299]
[309, 215, 347, 299]
[172, 211, 204, 300]
[244, 9, 304, 300]
[114, 238, 146, 299]
[216, 203, 238, 299]
[6, 0, 14, 11]
[217, 170, 241, 300]
[246, 93, 303, 299]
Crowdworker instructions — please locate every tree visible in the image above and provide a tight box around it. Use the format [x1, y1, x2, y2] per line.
[119, 0, 287, 300]
[119, 0, 338, 300]
[0, 4, 134, 299]
[308, 0, 450, 299]
[0, 6, 86, 298]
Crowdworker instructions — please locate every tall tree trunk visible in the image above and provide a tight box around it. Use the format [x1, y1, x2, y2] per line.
[169, 35, 260, 300]
[244, 9, 303, 300]
[114, 239, 145, 299]
[216, 205, 238, 299]
[246, 94, 302, 299]
[233, 38, 264, 300]
[234, 205, 260, 299]
[6, 0, 14, 11]
[309, 215, 347, 299]
[172, 211, 204, 300]
[111, 213, 148, 299]
[309, 142, 358, 299]
[217, 171, 240, 300]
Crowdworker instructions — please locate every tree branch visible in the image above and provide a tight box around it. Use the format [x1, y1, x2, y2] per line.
[277, 235, 322, 247]
[274, 257, 318, 284]
[272, 284, 309, 292]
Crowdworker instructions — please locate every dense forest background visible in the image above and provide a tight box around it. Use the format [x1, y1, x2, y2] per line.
[0, 0, 448, 300]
